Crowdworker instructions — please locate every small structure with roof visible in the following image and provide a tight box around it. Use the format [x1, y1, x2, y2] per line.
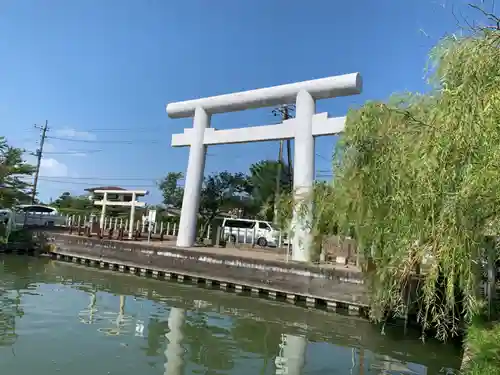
[85, 186, 148, 239]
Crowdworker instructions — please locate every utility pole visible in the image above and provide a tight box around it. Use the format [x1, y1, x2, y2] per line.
[274, 135, 284, 223]
[284, 106, 293, 187]
[31, 120, 48, 204]
[272, 105, 294, 223]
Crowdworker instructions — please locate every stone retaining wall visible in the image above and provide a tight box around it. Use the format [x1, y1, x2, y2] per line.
[49, 233, 368, 309]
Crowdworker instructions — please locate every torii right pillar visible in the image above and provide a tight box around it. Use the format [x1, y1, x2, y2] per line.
[292, 90, 316, 262]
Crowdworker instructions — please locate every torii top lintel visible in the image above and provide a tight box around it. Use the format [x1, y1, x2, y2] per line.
[165, 73, 362, 119]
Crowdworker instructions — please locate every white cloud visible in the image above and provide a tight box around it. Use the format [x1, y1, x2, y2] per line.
[55, 127, 96, 140]
[40, 158, 68, 177]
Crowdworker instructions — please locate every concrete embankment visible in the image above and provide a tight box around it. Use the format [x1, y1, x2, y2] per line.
[46, 232, 369, 314]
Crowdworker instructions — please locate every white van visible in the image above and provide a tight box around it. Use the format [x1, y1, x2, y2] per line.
[221, 218, 281, 247]
[13, 204, 66, 228]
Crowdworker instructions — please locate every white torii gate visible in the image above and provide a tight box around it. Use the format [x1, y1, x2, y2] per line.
[166, 73, 362, 262]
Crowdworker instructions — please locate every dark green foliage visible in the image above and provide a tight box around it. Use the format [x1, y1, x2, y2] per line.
[249, 160, 291, 221]
[0, 137, 35, 207]
[52, 192, 95, 215]
[157, 171, 251, 240]
[273, 27, 500, 341]
[336, 29, 500, 340]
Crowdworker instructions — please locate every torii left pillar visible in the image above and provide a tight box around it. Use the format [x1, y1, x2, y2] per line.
[176, 107, 210, 247]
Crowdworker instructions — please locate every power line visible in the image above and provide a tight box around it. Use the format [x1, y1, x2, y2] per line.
[75, 127, 160, 133]
[49, 127, 161, 133]
[38, 176, 167, 181]
[38, 169, 331, 182]
[21, 126, 161, 134]
[37, 178, 158, 188]
[45, 135, 163, 144]
[43, 150, 103, 155]
[316, 153, 332, 162]
[39, 175, 333, 187]
[35, 150, 220, 157]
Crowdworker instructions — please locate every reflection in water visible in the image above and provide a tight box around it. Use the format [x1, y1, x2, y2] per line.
[78, 291, 97, 324]
[165, 308, 185, 375]
[96, 294, 131, 336]
[275, 334, 307, 375]
[0, 256, 461, 374]
[79, 292, 136, 336]
[0, 290, 22, 348]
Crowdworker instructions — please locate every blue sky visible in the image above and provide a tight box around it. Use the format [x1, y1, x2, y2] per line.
[0, 0, 491, 204]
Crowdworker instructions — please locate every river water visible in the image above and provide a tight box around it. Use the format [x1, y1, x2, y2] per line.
[0, 255, 460, 374]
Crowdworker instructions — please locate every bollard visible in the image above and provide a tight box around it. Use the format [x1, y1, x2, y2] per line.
[118, 228, 124, 241]
[215, 227, 222, 247]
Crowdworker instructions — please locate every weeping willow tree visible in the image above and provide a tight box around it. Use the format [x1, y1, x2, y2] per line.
[275, 27, 500, 340]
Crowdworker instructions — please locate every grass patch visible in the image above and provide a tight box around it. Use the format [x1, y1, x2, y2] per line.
[464, 318, 500, 375]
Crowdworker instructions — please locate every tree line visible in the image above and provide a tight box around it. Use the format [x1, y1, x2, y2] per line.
[156, 159, 291, 237]
[0, 135, 291, 225]
[0, 136, 35, 207]
[46, 159, 292, 228]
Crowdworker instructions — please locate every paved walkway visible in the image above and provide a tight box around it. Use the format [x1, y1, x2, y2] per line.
[126, 238, 361, 273]
[56, 233, 361, 273]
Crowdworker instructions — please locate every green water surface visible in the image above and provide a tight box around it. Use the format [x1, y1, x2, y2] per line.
[0, 256, 461, 374]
